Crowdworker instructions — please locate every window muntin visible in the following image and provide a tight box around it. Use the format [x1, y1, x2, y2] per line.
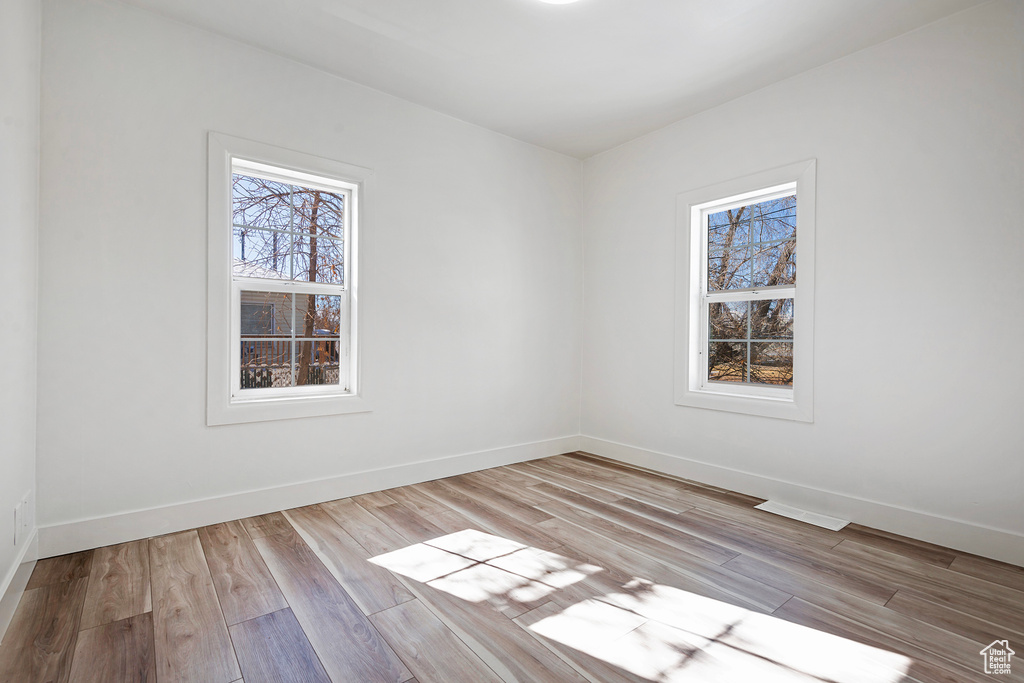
[229, 162, 354, 400]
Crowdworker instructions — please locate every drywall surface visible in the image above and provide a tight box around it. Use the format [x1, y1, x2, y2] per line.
[581, 1, 1024, 546]
[37, 0, 582, 531]
[0, 0, 40, 626]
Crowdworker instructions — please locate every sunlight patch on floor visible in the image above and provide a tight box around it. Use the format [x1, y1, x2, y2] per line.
[370, 529, 913, 683]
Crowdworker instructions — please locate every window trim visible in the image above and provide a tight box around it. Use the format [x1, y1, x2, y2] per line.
[674, 160, 816, 422]
[207, 132, 372, 425]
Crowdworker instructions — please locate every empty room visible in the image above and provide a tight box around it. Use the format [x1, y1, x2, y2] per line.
[1, 0, 1022, 681]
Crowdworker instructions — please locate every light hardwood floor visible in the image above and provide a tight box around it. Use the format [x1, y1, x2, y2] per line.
[1, 452, 1022, 682]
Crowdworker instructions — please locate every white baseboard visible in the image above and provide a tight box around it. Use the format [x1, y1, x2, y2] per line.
[580, 436, 1024, 567]
[0, 529, 38, 646]
[39, 436, 582, 558]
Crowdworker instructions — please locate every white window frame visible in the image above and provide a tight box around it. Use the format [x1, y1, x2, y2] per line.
[207, 133, 372, 425]
[675, 160, 815, 422]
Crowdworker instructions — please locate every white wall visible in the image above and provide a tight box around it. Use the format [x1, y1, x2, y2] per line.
[0, 0, 41, 633]
[581, 1, 1024, 562]
[37, 0, 582, 551]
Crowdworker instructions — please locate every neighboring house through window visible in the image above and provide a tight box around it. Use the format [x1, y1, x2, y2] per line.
[675, 160, 816, 421]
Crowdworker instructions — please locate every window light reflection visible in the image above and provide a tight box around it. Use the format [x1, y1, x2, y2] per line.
[370, 529, 913, 682]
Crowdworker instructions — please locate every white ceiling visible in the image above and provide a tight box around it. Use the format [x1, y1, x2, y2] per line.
[118, 0, 985, 158]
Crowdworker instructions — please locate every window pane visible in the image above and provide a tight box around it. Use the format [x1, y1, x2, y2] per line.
[750, 342, 793, 386]
[708, 207, 750, 247]
[749, 195, 796, 243]
[294, 341, 341, 386]
[233, 228, 290, 280]
[292, 234, 344, 285]
[294, 293, 342, 387]
[750, 298, 794, 339]
[239, 291, 342, 389]
[240, 303, 275, 336]
[752, 240, 796, 287]
[709, 301, 748, 340]
[233, 175, 293, 231]
[240, 291, 293, 388]
[708, 245, 752, 291]
[709, 194, 796, 292]
[293, 293, 341, 335]
[708, 342, 747, 383]
[291, 188, 344, 240]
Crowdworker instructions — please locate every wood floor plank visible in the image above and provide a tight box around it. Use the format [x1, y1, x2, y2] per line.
[545, 457, 847, 548]
[68, 612, 155, 683]
[416, 480, 562, 551]
[149, 531, 241, 683]
[536, 515, 779, 613]
[549, 455, 694, 502]
[551, 456, 847, 549]
[885, 588, 1024, 647]
[27, 551, 94, 590]
[509, 461, 625, 504]
[570, 452, 768, 508]
[0, 578, 88, 683]
[616, 493, 830, 556]
[536, 499, 791, 611]
[79, 540, 151, 631]
[831, 539, 1024, 630]
[773, 597, 989, 683]
[352, 490, 399, 509]
[680, 508, 898, 605]
[228, 608, 330, 683]
[381, 485, 450, 518]
[526, 458, 695, 513]
[320, 498, 412, 556]
[841, 525, 957, 568]
[460, 468, 553, 506]
[443, 473, 553, 525]
[253, 527, 411, 682]
[832, 539, 1024, 606]
[425, 508, 481, 535]
[530, 481, 739, 565]
[535, 457, 844, 555]
[948, 553, 1024, 592]
[198, 520, 287, 626]
[727, 554, 993, 680]
[240, 512, 292, 540]
[284, 505, 415, 615]
[394, 573, 590, 682]
[365, 502, 449, 545]
[487, 463, 557, 488]
[370, 599, 503, 683]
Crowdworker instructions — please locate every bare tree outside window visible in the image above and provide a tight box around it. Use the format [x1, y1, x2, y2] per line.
[233, 174, 345, 388]
[706, 196, 796, 386]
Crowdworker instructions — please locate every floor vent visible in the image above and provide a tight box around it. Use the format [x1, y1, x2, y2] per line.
[754, 501, 849, 531]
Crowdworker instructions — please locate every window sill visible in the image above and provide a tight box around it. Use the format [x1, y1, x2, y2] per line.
[208, 392, 370, 426]
[675, 387, 812, 422]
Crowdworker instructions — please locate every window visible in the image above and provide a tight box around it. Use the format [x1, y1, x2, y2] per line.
[208, 134, 372, 425]
[675, 160, 815, 421]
